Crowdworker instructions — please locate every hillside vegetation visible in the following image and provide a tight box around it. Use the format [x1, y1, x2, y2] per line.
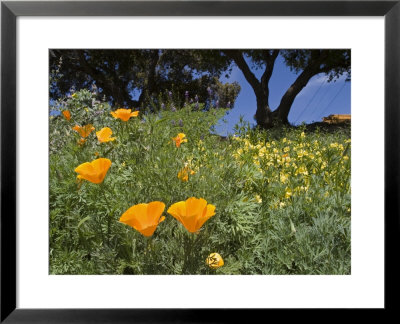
[50, 90, 351, 275]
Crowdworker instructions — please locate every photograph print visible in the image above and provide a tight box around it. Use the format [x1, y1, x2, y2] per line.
[49, 49, 351, 275]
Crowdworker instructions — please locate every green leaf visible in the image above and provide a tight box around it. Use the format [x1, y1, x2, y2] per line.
[77, 216, 91, 228]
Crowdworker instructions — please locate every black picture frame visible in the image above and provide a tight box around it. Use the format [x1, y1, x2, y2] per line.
[1, 0, 399, 322]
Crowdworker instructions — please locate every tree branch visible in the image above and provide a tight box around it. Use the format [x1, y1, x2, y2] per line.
[223, 50, 262, 96]
[260, 50, 280, 96]
[275, 54, 324, 122]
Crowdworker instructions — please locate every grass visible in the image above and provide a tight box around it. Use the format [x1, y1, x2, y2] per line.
[49, 89, 351, 275]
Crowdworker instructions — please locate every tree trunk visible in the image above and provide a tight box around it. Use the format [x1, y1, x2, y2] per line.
[137, 50, 161, 108]
[255, 95, 272, 128]
[223, 50, 278, 128]
[225, 49, 330, 128]
[274, 66, 320, 124]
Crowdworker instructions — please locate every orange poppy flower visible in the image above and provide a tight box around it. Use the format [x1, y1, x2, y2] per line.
[167, 197, 215, 233]
[62, 110, 71, 121]
[110, 108, 139, 121]
[73, 124, 95, 138]
[74, 158, 111, 184]
[177, 166, 195, 182]
[77, 138, 86, 146]
[172, 133, 188, 147]
[206, 253, 224, 269]
[96, 127, 116, 143]
[120, 201, 166, 237]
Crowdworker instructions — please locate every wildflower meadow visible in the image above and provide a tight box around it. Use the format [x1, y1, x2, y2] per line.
[49, 89, 351, 275]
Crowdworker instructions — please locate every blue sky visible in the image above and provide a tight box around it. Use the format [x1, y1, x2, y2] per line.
[216, 54, 350, 135]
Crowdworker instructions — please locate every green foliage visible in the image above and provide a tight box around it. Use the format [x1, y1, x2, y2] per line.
[49, 89, 351, 275]
[280, 49, 351, 82]
[49, 49, 240, 108]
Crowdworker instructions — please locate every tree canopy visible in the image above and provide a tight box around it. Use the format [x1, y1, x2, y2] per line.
[50, 49, 350, 128]
[50, 49, 240, 111]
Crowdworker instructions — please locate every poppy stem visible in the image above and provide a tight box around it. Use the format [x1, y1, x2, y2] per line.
[100, 184, 112, 245]
[144, 236, 153, 273]
[104, 144, 114, 157]
[119, 121, 124, 141]
[182, 233, 196, 274]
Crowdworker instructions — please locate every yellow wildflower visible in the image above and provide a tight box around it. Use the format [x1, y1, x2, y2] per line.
[206, 253, 224, 269]
[280, 172, 289, 183]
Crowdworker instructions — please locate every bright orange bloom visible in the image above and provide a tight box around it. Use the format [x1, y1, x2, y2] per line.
[96, 127, 116, 143]
[206, 253, 224, 269]
[120, 201, 166, 237]
[177, 166, 195, 182]
[172, 133, 188, 147]
[110, 108, 139, 121]
[62, 110, 71, 121]
[74, 158, 111, 184]
[73, 124, 95, 138]
[167, 197, 215, 233]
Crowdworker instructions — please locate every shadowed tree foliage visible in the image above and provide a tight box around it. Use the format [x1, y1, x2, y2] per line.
[222, 49, 350, 127]
[49, 49, 240, 110]
[50, 49, 350, 128]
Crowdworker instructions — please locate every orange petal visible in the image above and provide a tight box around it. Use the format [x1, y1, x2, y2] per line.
[96, 127, 115, 142]
[139, 224, 159, 237]
[62, 110, 71, 121]
[120, 203, 147, 229]
[167, 201, 187, 227]
[74, 158, 111, 184]
[120, 202, 165, 237]
[185, 197, 207, 218]
[146, 201, 166, 226]
[196, 204, 216, 230]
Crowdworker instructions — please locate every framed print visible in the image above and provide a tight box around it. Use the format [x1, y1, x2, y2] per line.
[1, 0, 399, 322]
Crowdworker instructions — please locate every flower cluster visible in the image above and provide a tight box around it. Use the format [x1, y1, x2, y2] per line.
[74, 156, 217, 238]
[232, 132, 350, 209]
[72, 112, 222, 269]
